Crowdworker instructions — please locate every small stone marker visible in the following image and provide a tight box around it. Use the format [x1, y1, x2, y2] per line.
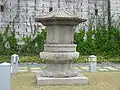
[89, 55, 97, 72]
[11, 54, 19, 74]
[0, 62, 11, 90]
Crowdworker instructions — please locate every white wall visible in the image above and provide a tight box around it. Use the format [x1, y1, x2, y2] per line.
[0, 0, 120, 34]
[111, 0, 120, 21]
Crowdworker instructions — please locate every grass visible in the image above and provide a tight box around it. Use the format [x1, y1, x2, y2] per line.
[12, 72, 120, 90]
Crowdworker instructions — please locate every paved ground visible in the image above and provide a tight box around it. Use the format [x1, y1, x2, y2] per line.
[18, 63, 120, 73]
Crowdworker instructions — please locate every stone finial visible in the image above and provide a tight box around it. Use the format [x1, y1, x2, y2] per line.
[89, 55, 97, 62]
[35, 8, 87, 26]
[89, 55, 97, 72]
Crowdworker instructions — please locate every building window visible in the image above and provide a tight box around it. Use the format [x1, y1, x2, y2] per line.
[95, 9, 98, 16]
[10, 3, 11, 6]
[0, 5, 4, 12]
[49, 7, 53, 12]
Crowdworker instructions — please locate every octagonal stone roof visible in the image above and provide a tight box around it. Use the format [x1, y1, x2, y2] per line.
[35, 8, 87, 26]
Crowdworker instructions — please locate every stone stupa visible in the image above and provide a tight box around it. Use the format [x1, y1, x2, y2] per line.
[35, 8, 88, 85]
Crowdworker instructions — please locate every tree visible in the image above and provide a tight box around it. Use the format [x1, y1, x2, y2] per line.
[107, 0, 111, 29]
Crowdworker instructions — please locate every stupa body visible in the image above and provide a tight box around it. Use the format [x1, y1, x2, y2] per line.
[35, 9, 88, 85]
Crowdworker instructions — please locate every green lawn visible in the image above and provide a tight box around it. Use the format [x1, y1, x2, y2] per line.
[12, 72, 120, 90]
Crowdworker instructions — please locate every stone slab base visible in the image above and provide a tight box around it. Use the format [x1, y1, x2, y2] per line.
[36, 73, 88, 85]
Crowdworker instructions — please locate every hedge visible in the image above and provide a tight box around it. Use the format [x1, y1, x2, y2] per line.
[0, 25, 120, 63]
[74, 27, 120, 57]
[0, 55, 120, 64]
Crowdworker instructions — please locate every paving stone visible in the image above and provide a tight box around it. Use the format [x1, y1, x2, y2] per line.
[96, 67, 103, 69]
[18, 70, 28, 72]
[80, 67, 89, 69]
[115, 67, 120, 69]
[98, 68, 109, 72]
[80, 67, 89, 71]
[31, 70, 40, 73]
[73, 67, 80, 69]
[18, 67, 27, 69]
[31, 67, 41, 70]
[73, 67, 83, 72]
[104, 67, 119, 71]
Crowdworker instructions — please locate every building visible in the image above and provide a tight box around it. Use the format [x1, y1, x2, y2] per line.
[0, 0, 120, 35]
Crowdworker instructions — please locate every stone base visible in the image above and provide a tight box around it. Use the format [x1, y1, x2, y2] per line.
[36, 73, 88, 85]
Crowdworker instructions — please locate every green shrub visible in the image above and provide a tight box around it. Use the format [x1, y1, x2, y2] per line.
[0, 56, 10, 63]
[74, 27, 120, 59]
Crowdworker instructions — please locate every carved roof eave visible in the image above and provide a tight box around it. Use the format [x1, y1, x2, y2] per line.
[35, 17, 87, 26]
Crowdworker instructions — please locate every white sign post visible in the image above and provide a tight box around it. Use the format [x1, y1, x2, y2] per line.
[0, 62, 11, 90]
